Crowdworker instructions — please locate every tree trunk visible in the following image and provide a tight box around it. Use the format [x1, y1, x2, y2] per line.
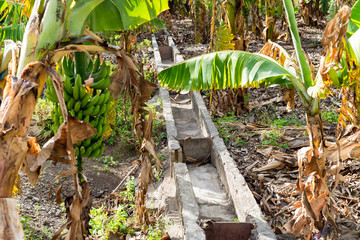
[0, 198, 24, 239]
[264, 0, 278, 42]
[233, 0, 248, 51]
[192, 0, 206, 43]
[249, 0, 263, 35]
[209, 88, 247, 116]
[306, 112, 325, 159]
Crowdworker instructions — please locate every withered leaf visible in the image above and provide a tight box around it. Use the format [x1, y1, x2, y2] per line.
[22, 137, 41, 186]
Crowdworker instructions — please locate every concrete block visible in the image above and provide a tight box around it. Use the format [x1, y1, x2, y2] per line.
[190, 92, 276, 240]
[174, 163, 205, 240]
[191, 91, 219, 138]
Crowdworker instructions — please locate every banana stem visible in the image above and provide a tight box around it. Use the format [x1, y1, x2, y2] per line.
[74, 51, 87, 79]
[77, 154, 83, 181]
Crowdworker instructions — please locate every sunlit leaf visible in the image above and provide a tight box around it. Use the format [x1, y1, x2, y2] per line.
[158, 50, 294, 93]
[88, 0, 169, 32]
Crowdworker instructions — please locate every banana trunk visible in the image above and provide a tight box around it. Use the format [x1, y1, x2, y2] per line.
[264, 0, 277, 42]
[306, 112, 325, 159]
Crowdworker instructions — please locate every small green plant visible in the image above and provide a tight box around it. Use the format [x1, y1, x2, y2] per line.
[21, 216, 36, 239]
[21, 211, 54, 239]
[321, 109, 339, 123]
[146, 217, 167, 240]
[235, 137, 248, 146]
[271, 117, 301, 128]
[212, 112, 238, 144]
[261, 129, 288, 148]
[89, 206, 109, 238]
[97, 156, 118, 167]
[90, 176, 136, 239]
[244, 93, 251, 106]
[33, 97, 53, 139]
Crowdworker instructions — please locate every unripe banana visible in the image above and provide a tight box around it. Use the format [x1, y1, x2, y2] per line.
[105, 101, 111, 112]
[64, 90, 71, 102]
[80, 146, 86, 155]
[79, 86, 86, 99]
[99, 144, 105, 156]
[89, 148, 101, 158]
[70, 109, 76, 117]
[75, 74, 82, 87]
[91, 76, 111, 90]
[96, 124, 103, 138]
[83, 146, 92, 157]
[64, 75, 73, 96]
[73, 85, 80, 101]
[87, 94, 99, 108]
[83, 138, 91, 148]
[97, 94, 105, 106]
[91, 105, 100, 116]
[67, 98, 76, 110]
[74, 101, 81, 113]
[103, 90, 111, 103]
[77, 110, 83, 120]
[81, 93, 91, 108]
[83, 106, 94, 116]
[74, 147, 79, 156]
[86, 59, 94, 74]
[62, 57, 73, 77]
[46, 91, 58, 103]
[93, 57, 100, 73]
[97, 103, 107, 115]
[100, 124, 107, 136]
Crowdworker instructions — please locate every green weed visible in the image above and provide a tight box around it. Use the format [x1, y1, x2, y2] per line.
[271, 117, 301, 128]
[261, 129, 288, 148]
[33, 97, 53, 139]
[235, 137, 248, 147]
[321, 109, 339, 123]
[89, 176, 136, 239]
[146, 217, 167, 240]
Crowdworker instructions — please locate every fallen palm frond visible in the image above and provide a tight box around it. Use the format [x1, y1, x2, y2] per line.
[320, 6, 360, 139]
[109, 52, 159, 225]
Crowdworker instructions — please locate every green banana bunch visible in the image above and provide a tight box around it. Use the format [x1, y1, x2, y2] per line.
[47, 55, 113, 159]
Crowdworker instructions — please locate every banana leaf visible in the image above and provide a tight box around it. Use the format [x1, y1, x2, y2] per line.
[349, 27, 360, 62]
[348, 0, 360, 36]
[283, 0, 313, 89]
[158, 51, 294, 93]
[0, 0, 27, 45]
[88, 0, 169, 32]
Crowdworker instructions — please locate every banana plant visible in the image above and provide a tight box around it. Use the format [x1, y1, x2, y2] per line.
[0, 0, 28, 45]
[158, 1, 353, 238]
[322, 3, 360, 138]
[0, 0, 168, 238]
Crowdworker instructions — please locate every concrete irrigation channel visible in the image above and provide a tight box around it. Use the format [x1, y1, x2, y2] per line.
[148, 30, 277, 240]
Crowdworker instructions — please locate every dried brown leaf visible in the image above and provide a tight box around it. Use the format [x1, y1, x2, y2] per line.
[253, 160, 284, 172]
[33, 117, 95, 168]
[55, 184, 64, 204]
[22, 137, 41, 185]
[322, 6, 351, 63]
[256, 147, 273, 157]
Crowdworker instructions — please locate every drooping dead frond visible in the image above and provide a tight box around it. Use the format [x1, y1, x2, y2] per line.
[259, 40, 292, 67]
[322, 6, 351, 62]
[336, 87, 358, 138]
[110, 51, 159, 225]
[319, 6, 360, 138]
